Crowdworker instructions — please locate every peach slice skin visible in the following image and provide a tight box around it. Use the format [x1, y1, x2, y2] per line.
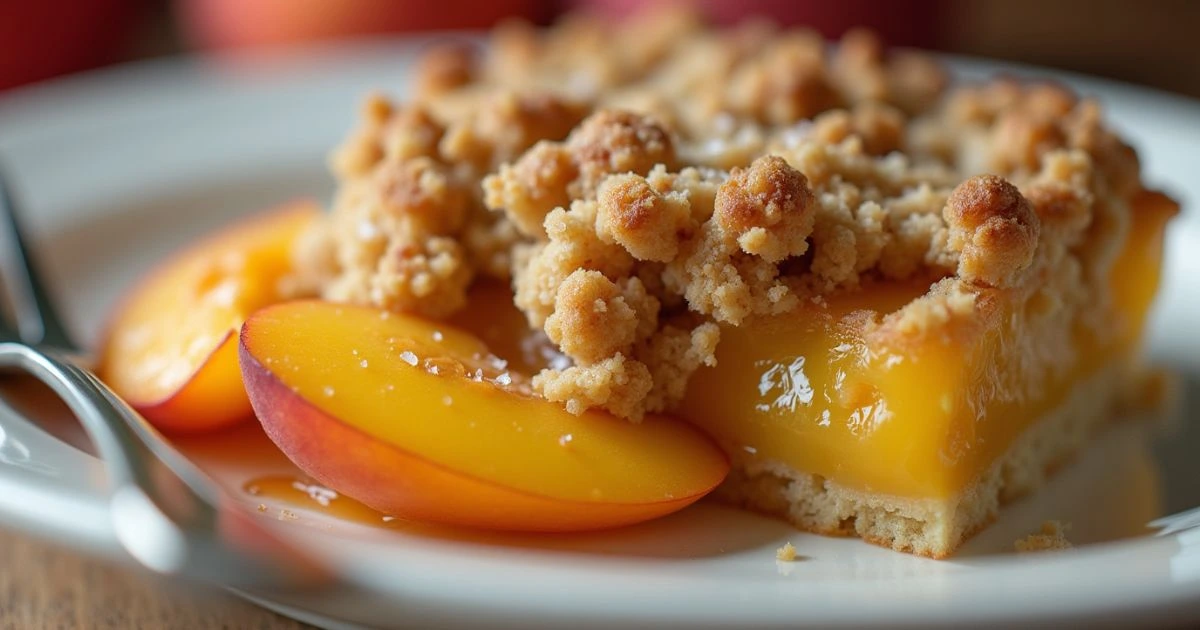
[98, 202, 320, 433]
[133, 331, 242, 432]
[239, 301, 730, 532]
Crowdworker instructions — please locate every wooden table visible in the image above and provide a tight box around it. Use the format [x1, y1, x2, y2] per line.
[0, 527, 313, 629]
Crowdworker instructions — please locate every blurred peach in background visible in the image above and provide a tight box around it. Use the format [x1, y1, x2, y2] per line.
[177, 0, 544, 51]
[0, 0, 1197, 98]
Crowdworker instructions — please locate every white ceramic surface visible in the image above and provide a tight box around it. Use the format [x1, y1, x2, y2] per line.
[1, 39, 1199, 629]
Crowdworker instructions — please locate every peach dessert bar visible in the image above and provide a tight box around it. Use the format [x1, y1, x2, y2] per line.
[272, 9, 1177, 556]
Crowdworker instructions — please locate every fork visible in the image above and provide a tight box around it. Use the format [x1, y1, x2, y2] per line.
[0, 166, 329, 589]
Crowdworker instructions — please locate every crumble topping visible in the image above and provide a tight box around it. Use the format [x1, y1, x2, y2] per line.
[484, 109, 678, 238]
[411, 42, 477, 100]
[715, 155, 817, 263]
[944, 174, 1040, 289]
[293, 8, 1158, 421]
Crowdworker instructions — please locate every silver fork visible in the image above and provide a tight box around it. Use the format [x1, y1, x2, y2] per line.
[0, 166, 329, 589]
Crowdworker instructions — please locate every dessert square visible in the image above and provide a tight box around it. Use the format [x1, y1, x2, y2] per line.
[285, 8, 1176, 555]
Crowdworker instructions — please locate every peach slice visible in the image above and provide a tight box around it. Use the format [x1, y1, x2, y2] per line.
[99, 202, 320, 433]
[239, 300, 729, 532]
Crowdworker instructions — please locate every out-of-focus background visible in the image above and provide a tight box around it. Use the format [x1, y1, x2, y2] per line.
[1, 0, 1198, 97]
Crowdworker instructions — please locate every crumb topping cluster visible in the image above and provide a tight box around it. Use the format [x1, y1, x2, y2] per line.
[294, 8, 1152, 421]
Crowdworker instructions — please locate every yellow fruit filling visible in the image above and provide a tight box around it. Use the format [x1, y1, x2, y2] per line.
[679, 191, 1174, 499]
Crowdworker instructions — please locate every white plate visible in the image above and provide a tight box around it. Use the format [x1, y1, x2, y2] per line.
[1, 39, 1200, 629]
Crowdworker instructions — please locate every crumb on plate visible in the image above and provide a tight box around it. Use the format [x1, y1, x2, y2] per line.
[1014, 520, 1073, 552]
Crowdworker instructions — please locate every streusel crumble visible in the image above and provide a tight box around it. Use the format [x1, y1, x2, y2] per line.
[294, 7, 1144, 422]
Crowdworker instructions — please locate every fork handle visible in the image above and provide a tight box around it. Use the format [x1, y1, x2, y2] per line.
[0, 174, 77, 351]
[0, 382, 118, 557]
[0, 341, 213, 570]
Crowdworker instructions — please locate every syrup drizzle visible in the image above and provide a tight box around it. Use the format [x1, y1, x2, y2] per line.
[241, 475, 398, 527]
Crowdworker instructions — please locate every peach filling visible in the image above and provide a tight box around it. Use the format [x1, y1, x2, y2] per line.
[99, 203, 319, 432]
[678, 191, 1174, 499]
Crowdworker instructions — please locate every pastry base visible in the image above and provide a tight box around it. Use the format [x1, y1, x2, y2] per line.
[714, 361, 1140, 558]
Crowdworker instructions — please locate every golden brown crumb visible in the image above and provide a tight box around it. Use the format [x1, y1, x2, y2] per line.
[1063, 100, 1142, 199]
[412, 42, 478, 100]
[328, 94, 395, 179]
[317, 92, 485, 318]
[485, 142, 578, 237]
[714, 155, 816, 263]
[461, 207, 523, 279]
[440, 91, 589, 172]
[775, 541, 799, 561]
[484, 109, 676, 238]
[568, 109, 678, 194]
[885, 51, 948, 114]
[370, 157, 470, 236]
[378, 106, 446, 164]
[532, 354, 653, 421]
[325, 236, 472, 318]
[595, 173, 696, 262]
[1014, 521, 1073, 552]
[726, 32, 841, 125]
[1022, 82, 1078, 119]
[637, 321, 720, 412]
[544, 270, 654, 363]
[921, 81, 1140, 201]
[945, 175, 1040, 288]
[485, 19, 541, 85]
[871, 277, 979, 345]
[284, 217, 340, 297]
[618, 4, 704, 71]
[1025, 151, 1094, 244]
[810, 103, 907, 156]
[514, 201, 636, 328]
[990, 110, 1066, 173]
